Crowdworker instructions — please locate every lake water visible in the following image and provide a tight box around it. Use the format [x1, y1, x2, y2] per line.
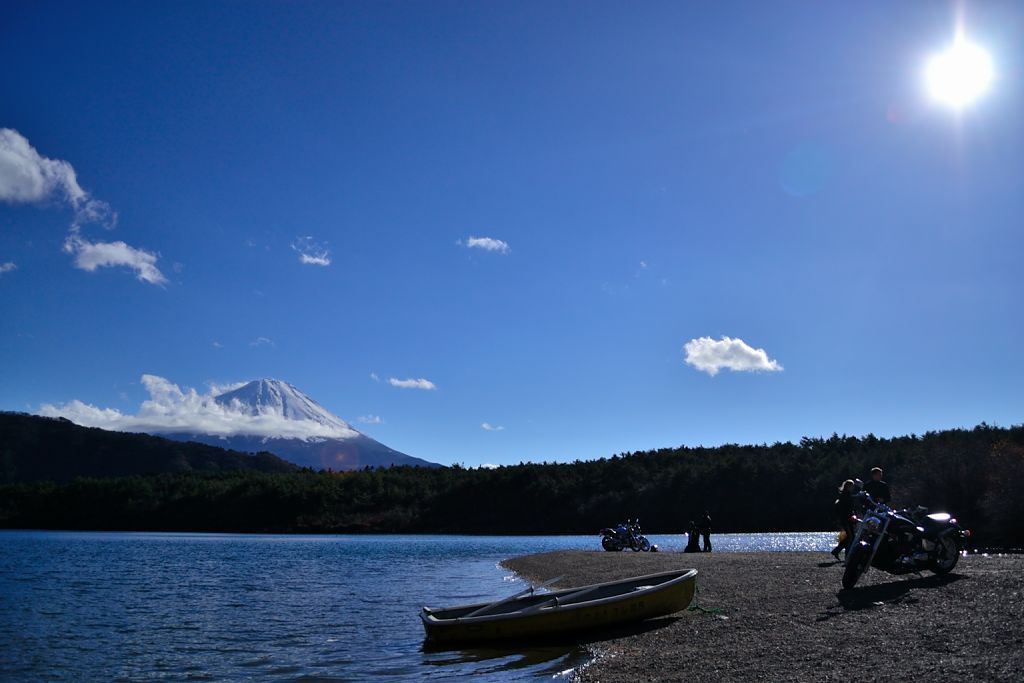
[0, 530, 833, 681]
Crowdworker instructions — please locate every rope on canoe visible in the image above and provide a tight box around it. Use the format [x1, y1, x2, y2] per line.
[687, 583, 725, 615]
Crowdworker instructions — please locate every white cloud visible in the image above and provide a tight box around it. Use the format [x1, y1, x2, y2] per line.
[300, 253, 331, 266]
[462, 236, 510, 254]
[63, 232, 167, 285]
[358, 415, 384, 424]
[211, 341, 223, 349]
[369, 372, 380, 382]
[0, 128, 115, 228]
[292, 236, 331, 266]
[683, 336, 783, 376]
[0, 262, 16, 275]
[640, 260, 648, 269]
[481, 422, 505, 431]
[39, 374, 358, 441]
[71, 198, 116, 230]
[388, 377, 436, 390]
[0, 129, 167, 287]
[249, 337, 275, 348]
[0, 128, 87, 206]
[207, 380, 248, 395]
[478, 463, 501, 469]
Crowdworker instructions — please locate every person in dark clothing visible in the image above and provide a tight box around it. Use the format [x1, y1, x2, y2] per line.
[698, 511, 712, 552]
[684, 520, 702, 552]
[832, 479, 856, 559]
[863, 467, 891, 504]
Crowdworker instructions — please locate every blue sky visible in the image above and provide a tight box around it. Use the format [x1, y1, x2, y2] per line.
[1, 2, 1021, 466]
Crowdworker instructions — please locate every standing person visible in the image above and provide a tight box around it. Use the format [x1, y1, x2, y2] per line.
[832, 480, 856, 560]
[684, 520, 702, 552]
[698, 510, 712, 552]
[863, 467, 891, 504]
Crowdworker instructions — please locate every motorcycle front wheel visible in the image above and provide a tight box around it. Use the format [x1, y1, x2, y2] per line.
[842, 546, 869, 590]
[638, 537, 652, 552]
[931, 536, 961, 574]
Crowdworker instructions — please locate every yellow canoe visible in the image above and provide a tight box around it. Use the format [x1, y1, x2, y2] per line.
[421, 568, 697, 645]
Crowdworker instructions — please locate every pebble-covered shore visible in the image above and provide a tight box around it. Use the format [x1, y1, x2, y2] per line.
[501, 551, 1023, 682]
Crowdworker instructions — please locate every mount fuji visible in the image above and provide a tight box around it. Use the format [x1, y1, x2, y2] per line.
[159, 379, 441, 471]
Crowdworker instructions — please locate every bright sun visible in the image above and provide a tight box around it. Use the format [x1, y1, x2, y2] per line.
[925, 34, 994, 109]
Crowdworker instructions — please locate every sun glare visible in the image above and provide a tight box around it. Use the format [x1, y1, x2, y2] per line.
[925, 34, 994, 109]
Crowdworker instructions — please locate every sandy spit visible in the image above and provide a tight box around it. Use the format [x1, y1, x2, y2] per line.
[500, 550, 1023, 682]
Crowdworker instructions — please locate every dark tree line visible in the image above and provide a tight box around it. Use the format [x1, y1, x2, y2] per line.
[0, 412, 296, 483]
[1, 418, 1021, 546]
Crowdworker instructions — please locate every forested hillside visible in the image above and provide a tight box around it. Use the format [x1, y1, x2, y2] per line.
[2, 420, 1021, 546]
[0, 412, 297, 483]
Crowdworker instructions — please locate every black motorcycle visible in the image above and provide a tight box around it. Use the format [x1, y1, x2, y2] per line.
[599, 519, 653, 552]
[842, 493, 971, 590]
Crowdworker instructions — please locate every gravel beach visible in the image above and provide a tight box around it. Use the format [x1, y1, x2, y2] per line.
[501, 551, 1023, 682]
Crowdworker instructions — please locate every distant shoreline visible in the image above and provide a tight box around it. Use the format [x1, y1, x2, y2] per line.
[0, 527, 827, 537]
[1, 529, 1020, 554]
[501, 550, 1023, 682]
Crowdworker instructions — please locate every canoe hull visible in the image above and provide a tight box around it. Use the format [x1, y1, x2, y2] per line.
[422, 568, 697, 645]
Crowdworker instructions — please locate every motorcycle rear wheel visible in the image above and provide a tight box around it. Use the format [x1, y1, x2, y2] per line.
[931, 536, 961, 574]
[601, 536, 621, 552]
[842, 546, 869, 590]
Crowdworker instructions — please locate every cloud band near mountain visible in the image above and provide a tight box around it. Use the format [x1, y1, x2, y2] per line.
[39, 374, 357, 440]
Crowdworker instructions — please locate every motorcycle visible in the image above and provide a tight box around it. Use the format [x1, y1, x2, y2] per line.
[599, 519, 653, 552]
[841, 492, 971, 590]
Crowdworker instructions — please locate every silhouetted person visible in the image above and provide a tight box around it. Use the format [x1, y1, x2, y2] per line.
[863, 467, 891, 504]
[832, 479, 856, 560]
[698, 510, 712, 552]
[684, 520, 702, 552]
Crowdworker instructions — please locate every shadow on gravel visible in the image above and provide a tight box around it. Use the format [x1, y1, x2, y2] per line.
[816, 573, 968, 621]
[833, 573, 967, 612]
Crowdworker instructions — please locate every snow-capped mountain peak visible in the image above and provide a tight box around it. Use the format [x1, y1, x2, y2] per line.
[213, 379, 353, 433]
[200, 378, 439, 470]
[41, 374, 440, 470]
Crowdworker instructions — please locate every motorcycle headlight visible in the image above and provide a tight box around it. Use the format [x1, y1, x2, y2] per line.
[863, 516, 882, 534]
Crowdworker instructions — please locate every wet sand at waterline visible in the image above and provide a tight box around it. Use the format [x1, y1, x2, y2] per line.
[501, 551, 1023, 681]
